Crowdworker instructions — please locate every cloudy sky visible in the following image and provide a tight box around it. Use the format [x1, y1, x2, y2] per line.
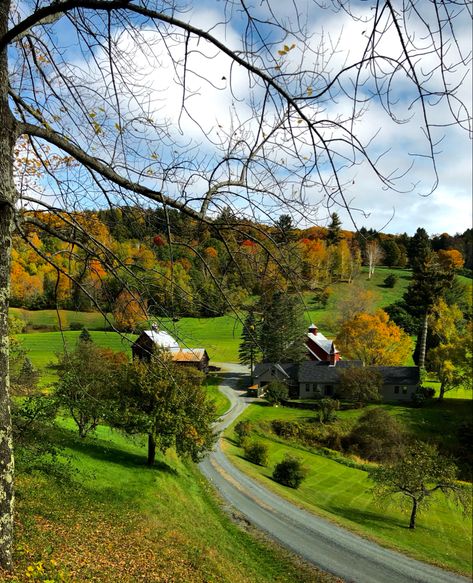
[20, 0, 472, 237]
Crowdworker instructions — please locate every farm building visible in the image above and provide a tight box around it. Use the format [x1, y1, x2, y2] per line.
[253, 360, 420, 402]
[132, 325, 210, 372]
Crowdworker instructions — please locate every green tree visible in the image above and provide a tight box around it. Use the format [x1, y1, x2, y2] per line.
[408, 228, 431, 271]
[239, 310, 261, 381]
[326, 213, 342, 246]
[115, 354, 217, 466]
[265, 380, 289, 406]
[55, 341, 127, 438]
[259, 291, 306, 363]
[317, 398, 339, 424]
[370, 442, 470, 529]
[243, 440, 269, 466]
[274, 214, 295, 243]
[79, 326, 92, 343]
[381, 239, 401, 267]
[404, 252, 453, 368]
[338, 367, 383, 405]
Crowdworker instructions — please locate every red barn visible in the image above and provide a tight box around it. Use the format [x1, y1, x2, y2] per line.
[306, 324, 340, 365]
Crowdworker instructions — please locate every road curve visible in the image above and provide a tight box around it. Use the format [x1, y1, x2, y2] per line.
[200, 366, 469, 583]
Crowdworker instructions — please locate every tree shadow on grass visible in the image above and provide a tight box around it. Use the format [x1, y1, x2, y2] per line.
[56, 427, 177, 475]
[326, 504, 407, 531]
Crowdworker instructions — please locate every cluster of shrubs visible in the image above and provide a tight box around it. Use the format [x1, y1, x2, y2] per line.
[234, 420, 308, 489]
[269, 408, 409, 463]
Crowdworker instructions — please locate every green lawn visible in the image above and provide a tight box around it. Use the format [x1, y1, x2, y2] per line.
[225, 403, 472, 575]
[205, 375, 232, 417]
[10, 420, 328, 583]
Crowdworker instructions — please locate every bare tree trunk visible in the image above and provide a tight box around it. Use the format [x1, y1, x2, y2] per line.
[409, 498, 418, 529]
[147, 433, 156, 466]
[0, 0, 16, 568]
[418, 313, 428, 370]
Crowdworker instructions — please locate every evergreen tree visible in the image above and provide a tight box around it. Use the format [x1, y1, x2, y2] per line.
[79, 327, 92, 343]
[408, 228, 431, 270]
[274, 214, 295, 243]
[326, 213, 342, 246]
[404, 251, 452, 368]
[239, 310, 261, 381]
[381, 239, 401, 267]
[258, 291, 306, 363]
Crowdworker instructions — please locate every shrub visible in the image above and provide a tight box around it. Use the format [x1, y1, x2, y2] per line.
[383, 273, 398, 288]
[317, 398, 339, 423]
[271, 420, 302, 439]
[265, 381, 288, 406]
[344, 408, 406, 462]
[272, 454, 307, 488]
[69, 321, 83, 331]
[243, 440, 269, 466]
[234, 420, 253, 444]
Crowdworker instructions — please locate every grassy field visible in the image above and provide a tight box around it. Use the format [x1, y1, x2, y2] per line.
[8, 421, 330, 583]
[224, 403, 473, 575]
[10, 307, 114, 330]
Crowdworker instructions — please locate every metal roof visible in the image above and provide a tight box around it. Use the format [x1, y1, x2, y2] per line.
[307, 332, 336, 355]
[143, 330, 180, 350]
[171, 348, 207, 362]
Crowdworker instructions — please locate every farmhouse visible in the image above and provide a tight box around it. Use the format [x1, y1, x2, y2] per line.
[132, 325, 210, 372]
[253, 324, 420, 402]
[253, 360, 420, 402]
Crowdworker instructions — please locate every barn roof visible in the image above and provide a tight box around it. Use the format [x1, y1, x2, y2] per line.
[171, 348, 207, 363]
[307, 331, 339, 355]
[142, 330, 180, 350]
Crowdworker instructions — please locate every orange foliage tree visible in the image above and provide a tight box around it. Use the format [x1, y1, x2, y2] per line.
[113, 290, 148, 332]
[336, 310, 412, 366]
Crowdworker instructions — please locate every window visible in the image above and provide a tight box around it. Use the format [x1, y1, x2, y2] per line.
[325, 385, 333, 396]
[394, 386, 400, 394]
[305, 384, 310, 392]
[402, 386, 408, 395]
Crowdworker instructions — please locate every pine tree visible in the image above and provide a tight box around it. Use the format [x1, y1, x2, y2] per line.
[79, 327, 92, 343]
[239, 310, 261, 381]
[326, 213, 342, 246]
[259, 292, 306, 363]
[408, 228, 431, 271]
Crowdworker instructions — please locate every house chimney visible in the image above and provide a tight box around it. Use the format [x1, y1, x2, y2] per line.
[329, 342, 337, 366]
[308, 323, 318, 336]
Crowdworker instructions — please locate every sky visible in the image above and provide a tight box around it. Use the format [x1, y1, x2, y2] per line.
[14, 0, 472, 237]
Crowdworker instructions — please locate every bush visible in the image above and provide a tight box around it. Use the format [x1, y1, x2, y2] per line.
[317, 398, 339, 423]
[234, 420, 253, 444]
[70, 321, 84, 331]
[272, 455, 307, 489]
[411, 386, 435, 407]
[243, 440, 269, 466]
[265, 381, 288, 406]
[344, 408, 406, 462]
[383, 273, 398, 288]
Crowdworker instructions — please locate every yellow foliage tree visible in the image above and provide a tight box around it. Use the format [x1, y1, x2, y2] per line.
[113, 290, 148, 332]
[336, 310, 412, 366]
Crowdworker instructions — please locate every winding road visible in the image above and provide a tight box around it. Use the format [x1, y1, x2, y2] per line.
[199, 365, 470, 583]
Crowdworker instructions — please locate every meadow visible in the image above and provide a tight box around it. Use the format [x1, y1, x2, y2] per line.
[224, 402, 473, 575]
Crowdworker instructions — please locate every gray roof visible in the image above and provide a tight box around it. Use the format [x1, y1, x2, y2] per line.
[298, 360, 362, 383]
[253, 363, 298, 380]
[374, 367, 420, 385]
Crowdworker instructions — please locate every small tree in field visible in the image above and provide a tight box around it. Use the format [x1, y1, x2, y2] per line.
[55, 341, 128, 438]
[265, 381, 289, 406]
[115, 354, 217, 466]
[272, 455, 307, 489]
[317, 398, 339, 424]
[234, 420, 253, 445]
[370, 442, 470, 529]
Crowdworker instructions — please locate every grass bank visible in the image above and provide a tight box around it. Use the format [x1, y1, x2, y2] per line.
[7, 421, 332, 583]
